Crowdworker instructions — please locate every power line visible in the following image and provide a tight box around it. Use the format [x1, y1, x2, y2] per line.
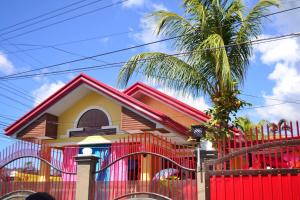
[0, 0, 107, 37]
[0, 0, 91, 33]
[2, 4, 300, 55]
[0, 100, 28, 112]
[0, 35, 49, 80]
[48, 46, 108, 64]
[0, 35, 182, 79]
[0, 120, 11, 126]
[263, 5, 300, 18]
[0, 93, 32, 108]
[0, 0, 129, 42]
[0, 81, 44, 102]
[242, 103, 290, 110]
[0, 42, 39, 70]
[0, 115, 17, 122]
[240, 93, 300, 104]
[2, 31, 300, 80]
[0, 85, 34, 102]
[0, 31, 132, 55]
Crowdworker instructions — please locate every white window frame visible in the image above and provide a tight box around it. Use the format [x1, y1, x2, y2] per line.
[67, 106, 119, 136]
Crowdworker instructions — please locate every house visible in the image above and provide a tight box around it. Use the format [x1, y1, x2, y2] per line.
[5, 73, 209, 183]
[5, 73, 209, 146]
[3, 73, 210, 198]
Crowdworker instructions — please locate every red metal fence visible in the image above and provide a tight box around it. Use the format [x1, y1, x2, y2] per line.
[93, 133, 197, 200]
[0, 140, 78, 199]
[0, 133, 198, 200]
[206, 121, 300, 200]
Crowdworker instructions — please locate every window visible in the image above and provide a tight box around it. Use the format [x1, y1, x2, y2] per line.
[69, 107, 117, 137]
[77, 109, 109, 128]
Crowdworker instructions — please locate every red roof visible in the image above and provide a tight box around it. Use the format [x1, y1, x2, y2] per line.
[124, 82, 210, 122]
[5, 74, 191, 136]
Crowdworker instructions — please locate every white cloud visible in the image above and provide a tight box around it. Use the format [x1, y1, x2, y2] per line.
[122, 0, 167, 11]
[151, 3, 168, 11]
[99, 37, 109, 43]
[133, 17, 171, 53]
[272, 1, 300, 33]
[123, 0, 146, 8]
[32, 81, 65, 106]
[0, 52, 15, 75]
[133, 2, 172, 54]
[255, 35, 300, 64]
[157, 87, 209, 111]
[254, 36, 300, 121]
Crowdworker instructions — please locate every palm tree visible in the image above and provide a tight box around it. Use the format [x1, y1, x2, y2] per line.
[265, 119, 291, 134]
[235, 116, 263, 139]
[235, 117, 290, 140]
[235, 116, 253, 133]
[118, 0, 278, 140]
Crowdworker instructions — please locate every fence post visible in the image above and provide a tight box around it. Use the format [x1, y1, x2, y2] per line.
[196, 144, 206, 200]
[75, 155, 98, 200]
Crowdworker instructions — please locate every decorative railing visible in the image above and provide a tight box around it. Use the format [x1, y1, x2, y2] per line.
[0, 140, 78, 200]
[92, 132, 198, 200]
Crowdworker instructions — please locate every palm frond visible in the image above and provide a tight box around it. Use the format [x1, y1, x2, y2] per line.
[117, 52, 214, 96]
[183, 0, 207, 27]
[238, 0, 279, 41]
[197, 34, 232, 91]
[225, 0, 244, 20]
[118, 0, 277, 105]
[150, 11, 193, 37]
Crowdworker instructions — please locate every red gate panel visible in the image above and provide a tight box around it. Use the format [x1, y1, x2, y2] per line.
[210, 173, 300, 200]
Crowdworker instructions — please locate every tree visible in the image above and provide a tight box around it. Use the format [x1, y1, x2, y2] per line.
[118, 0, 278, 141]
[235, 117, 290, 140]
[235, 116, 254, 133]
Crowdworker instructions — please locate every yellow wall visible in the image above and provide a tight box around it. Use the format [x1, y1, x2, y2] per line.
[45, 135, 129, 146]
[56, 91, 122, 140]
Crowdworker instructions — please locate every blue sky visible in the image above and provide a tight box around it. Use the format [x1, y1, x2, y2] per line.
[0, 0, 300, 146]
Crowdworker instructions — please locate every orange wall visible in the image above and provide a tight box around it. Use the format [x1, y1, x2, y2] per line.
[136, 95, 200, 128]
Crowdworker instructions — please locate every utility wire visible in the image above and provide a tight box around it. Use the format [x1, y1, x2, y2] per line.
[242, 103, 290, 110]
[0, 115, 17, 121]
[0, 3, 300, 46]
[0, 100, 28, 112]
[2, 5, 300, 55]
[0, 93, 32, 108]
[0, 31, 132, 55]
[0, 35, 182, 79]
[0, 0, 129, 42]
[0, 0, 91, 32]
[2, 31, 300, 80]
[1, 82, 39, 101]
[0, 81, 43, 102]
[0, 0, 107, 37]
[49, 46, 108, 64]
[0, 85, 34, 102]
[240, 93, 300, 104]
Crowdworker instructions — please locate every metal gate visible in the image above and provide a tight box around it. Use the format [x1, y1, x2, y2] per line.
[92, 133, 198, 200]
[0, 140, 78, 200]
[205, 139, 300, 200]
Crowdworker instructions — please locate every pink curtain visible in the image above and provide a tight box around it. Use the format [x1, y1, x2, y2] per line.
[110, 143, 129, 181]
[62, 147, 78, 181]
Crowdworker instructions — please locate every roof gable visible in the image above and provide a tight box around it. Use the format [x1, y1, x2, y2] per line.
[5, 74, 189, 136]
[123, 82, 210, 122]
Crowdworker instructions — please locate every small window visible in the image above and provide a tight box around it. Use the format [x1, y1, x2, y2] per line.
[77, 109, 109, 128]
[69, 108, 116, 137]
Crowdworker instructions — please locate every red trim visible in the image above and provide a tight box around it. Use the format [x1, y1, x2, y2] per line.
[123, 82, 210, 122]
[5, 74, 189, 136]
